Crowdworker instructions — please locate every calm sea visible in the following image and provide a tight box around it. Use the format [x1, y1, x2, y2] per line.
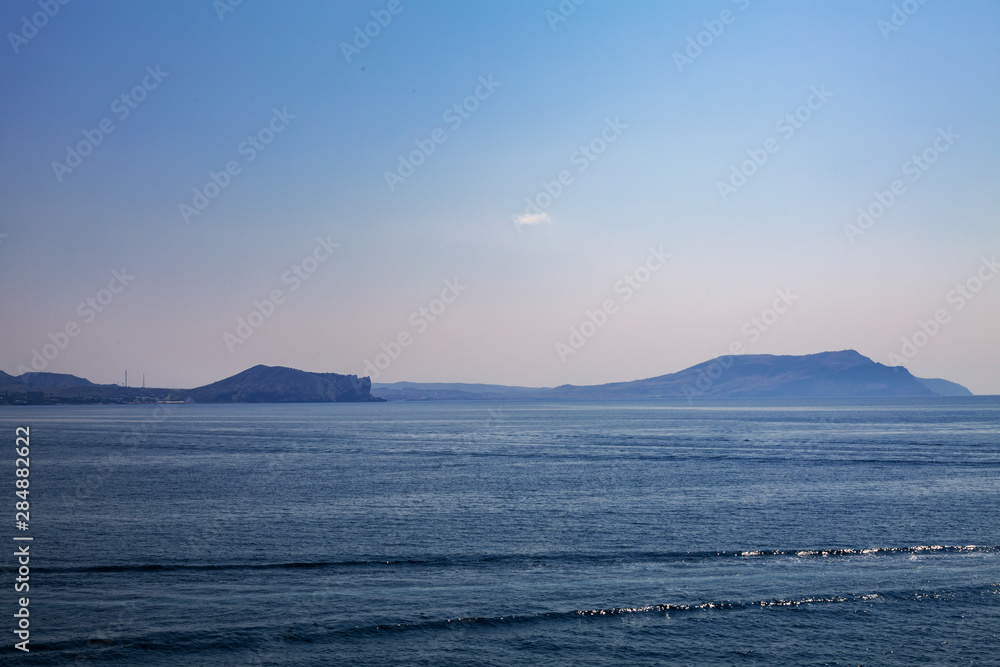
[2, 398, 998, 665]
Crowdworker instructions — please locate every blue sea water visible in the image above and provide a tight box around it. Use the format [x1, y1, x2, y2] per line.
[1, 398, 999, 665]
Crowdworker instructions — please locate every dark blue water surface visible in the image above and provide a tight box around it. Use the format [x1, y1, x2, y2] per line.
[2, 398, 999, 665]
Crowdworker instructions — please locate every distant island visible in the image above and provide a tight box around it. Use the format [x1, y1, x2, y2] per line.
[0, 365, 382, 405]
[0, 351, 973, 405]
[372, 350, 973, 401]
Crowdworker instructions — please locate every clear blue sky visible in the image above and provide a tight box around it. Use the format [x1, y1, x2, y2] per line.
[1, 0, 998, 393]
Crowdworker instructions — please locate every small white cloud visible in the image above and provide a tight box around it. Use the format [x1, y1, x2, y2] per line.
[513, 212, 552, 228]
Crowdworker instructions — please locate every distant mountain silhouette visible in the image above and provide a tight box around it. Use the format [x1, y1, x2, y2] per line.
[186, 365, 381, 403]
[913, 376, 973, 396]
[0, 370, 100, 388]
[0, 365, 381, 404]
[545, 350, 953, 399]
[1, 351, 975, 405]
[373, 350, 974, 400]
[370, 381, 543, 401]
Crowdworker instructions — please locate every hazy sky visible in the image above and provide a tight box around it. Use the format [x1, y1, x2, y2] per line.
[1, 1, 998, 393]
